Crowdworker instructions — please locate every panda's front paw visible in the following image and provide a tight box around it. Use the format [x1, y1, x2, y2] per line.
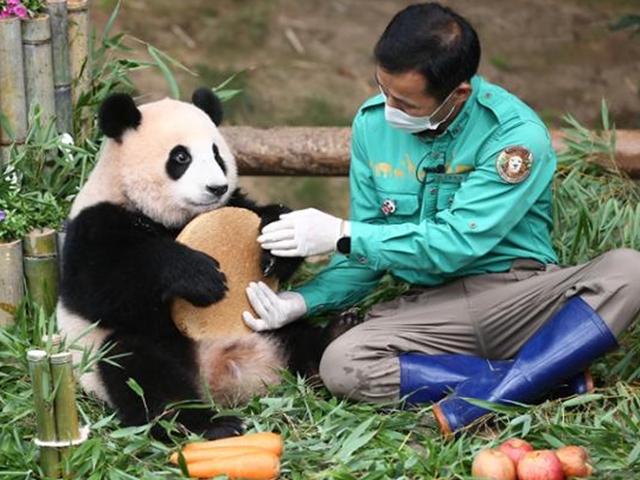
[169, 252, 228, 306]
[202, 415, 245, 440]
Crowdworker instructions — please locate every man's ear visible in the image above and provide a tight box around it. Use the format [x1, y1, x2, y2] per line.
[192, 87, 223, 126]
[455, 82, 473, 103]
[98, 93, 142, 142]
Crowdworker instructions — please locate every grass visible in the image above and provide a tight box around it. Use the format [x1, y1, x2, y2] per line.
[2, 106, 640, 479]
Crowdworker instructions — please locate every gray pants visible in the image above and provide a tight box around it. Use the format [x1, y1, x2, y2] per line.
[318, 248, 640, 403]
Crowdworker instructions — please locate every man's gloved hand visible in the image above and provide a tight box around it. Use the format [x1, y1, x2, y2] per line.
[257, 208, 347, 257]
[242, 281, 307, 331]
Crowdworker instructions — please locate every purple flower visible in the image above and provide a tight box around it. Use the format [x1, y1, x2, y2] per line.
[0, 211, 6, 222]
[7, 0, 21, 7]
[0, 8, 9, 19]
[13, 4, 28, 18]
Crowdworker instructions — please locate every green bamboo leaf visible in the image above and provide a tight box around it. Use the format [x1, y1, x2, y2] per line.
[561, 393, 603, 407]
[110, 425, 149, 439]
[335, 417, 378, 462]
[102, 0, 121, 43]
[126, 377, 145, 399]
[147, 45, 180, 100]
[0, 111, 16, 142]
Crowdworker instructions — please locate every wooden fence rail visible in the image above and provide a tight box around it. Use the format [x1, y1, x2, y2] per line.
[221, 127, 640, 178]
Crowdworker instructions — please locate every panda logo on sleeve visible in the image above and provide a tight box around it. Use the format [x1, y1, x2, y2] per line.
[56, 88, 360, 441]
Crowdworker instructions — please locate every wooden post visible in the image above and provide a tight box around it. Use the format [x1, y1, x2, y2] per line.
[50, 351, 80, 474]
[67, 0, 90, 105]
[23, 228, 59, 317]
[0, 17, 28, 161]
[47, 0, 73, 134]
[0, 239, 25, 326]
[22, 14, 57, 127]
[27, 349, 61, 479]
[218, 126, 640, 178]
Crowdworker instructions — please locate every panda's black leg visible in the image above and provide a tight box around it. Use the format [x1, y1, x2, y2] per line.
[267, 308, 365, 378]
[99, 333, 243, 441]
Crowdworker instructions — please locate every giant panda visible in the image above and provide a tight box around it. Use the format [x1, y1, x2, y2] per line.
[57, 88, 357, 440]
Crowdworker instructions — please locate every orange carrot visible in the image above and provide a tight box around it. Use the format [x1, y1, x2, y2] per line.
[170, 446, 269, 465]
[185, 450, 280, 479]
[184, 432, 284, 456]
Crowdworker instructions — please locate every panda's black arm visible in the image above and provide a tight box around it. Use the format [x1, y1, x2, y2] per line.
[227, 188, 304, 283]
[64, 203, 228, 312]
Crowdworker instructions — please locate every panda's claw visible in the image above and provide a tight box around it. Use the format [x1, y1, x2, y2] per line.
[261, 250, 277, 277]
[202, 415, 245, 440]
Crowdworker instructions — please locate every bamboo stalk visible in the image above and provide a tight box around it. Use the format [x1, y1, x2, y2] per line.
[42, 333, 62, 354]
[56, 226, 66, 279]
[23, 228, 59, 317]
[0, 17, 28, 146]
[27, 349, 61, 479]
[21, 14, 57, 127]
[0, 239, 25, 326]
[46, 0, 73, 134]
[50, 351, 80, 474]
[67, 0, 90, 105]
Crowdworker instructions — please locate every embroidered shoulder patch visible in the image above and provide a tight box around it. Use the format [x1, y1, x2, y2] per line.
[496, 146, 532, 184]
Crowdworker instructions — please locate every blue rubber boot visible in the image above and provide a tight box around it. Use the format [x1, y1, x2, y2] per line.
[432, 297, 617, 435]
[400, 354, 593, 405]
[400, 354, 508, 404]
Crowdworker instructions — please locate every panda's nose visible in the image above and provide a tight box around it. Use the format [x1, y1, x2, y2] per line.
[206, 184, 228, 197]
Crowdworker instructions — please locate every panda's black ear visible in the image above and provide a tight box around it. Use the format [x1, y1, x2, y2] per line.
[98, 93, 142, 142]
[192, 87, 223, 126]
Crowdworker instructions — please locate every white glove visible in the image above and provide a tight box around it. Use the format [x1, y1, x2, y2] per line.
[257, 208, 347, 257]
[242, 281, 307, 331]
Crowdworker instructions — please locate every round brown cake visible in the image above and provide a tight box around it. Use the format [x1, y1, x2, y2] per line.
[171, 207, 278, 339]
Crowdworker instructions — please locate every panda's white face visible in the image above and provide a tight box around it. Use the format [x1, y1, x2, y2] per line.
[115, 99, 238, 228]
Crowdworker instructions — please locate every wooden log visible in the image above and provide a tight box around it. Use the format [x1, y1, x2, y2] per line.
[220, 126, 640, 178]
[23, 228, 59, 317]
[21, 14, 57, 127]
[50, 351, 80, 473]
[0, 17, 28, 146]
[27, 349, 61, 479]
[0, 239, 24, 326]
[47, 0, 73, 134]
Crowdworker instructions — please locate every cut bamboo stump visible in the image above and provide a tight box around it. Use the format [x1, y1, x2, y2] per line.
[0, 17, 28, 161]
[0, 239, 24, 326]
[22, 14, 56, 127]
[50, 351, 80, 473]
[67, 0, 90, 105]
[47, 0, 73, 134]
[27, 350, 61, 479]
[23, 228, 59, 317]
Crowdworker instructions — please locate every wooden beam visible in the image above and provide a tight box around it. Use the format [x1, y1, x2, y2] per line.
[221, 126, 640, 178]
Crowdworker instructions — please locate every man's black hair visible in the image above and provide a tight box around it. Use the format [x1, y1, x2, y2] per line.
[374, 2, 481, 101]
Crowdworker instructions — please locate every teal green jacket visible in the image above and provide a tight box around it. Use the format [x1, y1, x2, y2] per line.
[295, 75, 558, 315]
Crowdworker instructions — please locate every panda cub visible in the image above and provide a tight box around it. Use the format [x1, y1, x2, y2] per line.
[57, 89, 355, 440]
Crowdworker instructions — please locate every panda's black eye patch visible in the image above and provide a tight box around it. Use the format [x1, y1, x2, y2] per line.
[212, 143, 227, 174]
[166, 145, 192, 180]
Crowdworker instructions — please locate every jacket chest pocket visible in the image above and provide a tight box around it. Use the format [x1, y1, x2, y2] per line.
[434, 174, 467, 212]
[374, 190, 420, 224]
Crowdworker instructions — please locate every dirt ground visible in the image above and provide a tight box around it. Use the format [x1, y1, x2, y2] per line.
[92, 0, 640, 214]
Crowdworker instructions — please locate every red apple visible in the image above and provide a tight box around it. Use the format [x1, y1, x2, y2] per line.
[471, 448, 517, 480]
[497, 438, 534, 466]
[555, 445, 593, 477]
[517, 450, 565, 480]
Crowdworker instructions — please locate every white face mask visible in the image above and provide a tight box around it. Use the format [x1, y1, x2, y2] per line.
[382, 87, 458, 134]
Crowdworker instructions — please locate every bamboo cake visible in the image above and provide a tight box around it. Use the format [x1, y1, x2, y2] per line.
[171, 207, 278, 339]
